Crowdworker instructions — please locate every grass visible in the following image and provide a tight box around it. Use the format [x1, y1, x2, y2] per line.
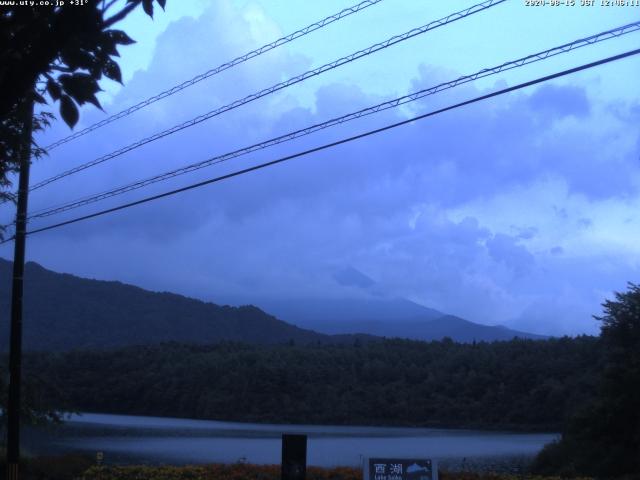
[81, 464, 593, 480]
[0, 452, 594, 480]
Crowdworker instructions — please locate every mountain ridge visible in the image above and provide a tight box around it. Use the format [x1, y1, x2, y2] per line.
[254, 297, 546, 341]
[0, 258, 544, 351]
[0, 258, 373, 351]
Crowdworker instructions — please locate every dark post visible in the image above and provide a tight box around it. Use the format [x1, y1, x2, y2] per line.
[281, 434, 307, 480]
[6, 96, 34, 480]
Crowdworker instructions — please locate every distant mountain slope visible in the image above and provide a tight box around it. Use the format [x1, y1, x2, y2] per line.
[255, 297, 444, 324]
[258, 299, 545, 342]
[398, 315, 546, 342]
[0, 258, 544, 351]
[292, 316, 545, 342]
[0, 259, 370, 351]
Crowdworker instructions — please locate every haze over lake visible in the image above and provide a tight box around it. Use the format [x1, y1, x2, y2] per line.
[26, 413, 557, 468]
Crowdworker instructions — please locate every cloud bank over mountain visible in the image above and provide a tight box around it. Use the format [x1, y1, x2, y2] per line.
[3, 0, 639, 336]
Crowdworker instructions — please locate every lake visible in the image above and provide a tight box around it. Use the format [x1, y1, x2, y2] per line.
[25, 413, 557, 470]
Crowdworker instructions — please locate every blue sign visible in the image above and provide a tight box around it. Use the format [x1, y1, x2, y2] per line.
[366, 458, 437, 480]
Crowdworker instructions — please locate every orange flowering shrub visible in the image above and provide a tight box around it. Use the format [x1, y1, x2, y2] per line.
[81, 464, 592, 480]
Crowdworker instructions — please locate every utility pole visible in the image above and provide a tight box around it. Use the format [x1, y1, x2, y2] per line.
[6, 95, 34, 480]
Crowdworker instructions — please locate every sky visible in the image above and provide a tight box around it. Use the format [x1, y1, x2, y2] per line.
[1, 0, 639, 336]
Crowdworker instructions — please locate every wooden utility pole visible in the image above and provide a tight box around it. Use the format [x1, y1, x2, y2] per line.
[6, 96, 34, 480]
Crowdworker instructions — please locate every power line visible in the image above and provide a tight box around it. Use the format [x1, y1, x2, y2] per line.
[29, 0, 505, 192]
[43, 0, 386, 151]
[23, 20, 640, 221]
[5, 47, 637, 243]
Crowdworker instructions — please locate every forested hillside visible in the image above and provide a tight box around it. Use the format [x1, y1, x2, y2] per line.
[16, 336, 600, 430]
[0, 259, 371, 350]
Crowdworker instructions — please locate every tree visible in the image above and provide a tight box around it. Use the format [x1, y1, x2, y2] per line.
[0, 0, 167, 203]
[0, 365, 70, 429]
[0, 2, 169, 475]
[533, 283, 640, 478]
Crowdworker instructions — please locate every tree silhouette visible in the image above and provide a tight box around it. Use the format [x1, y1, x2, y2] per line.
[0, 0, 168, 434]
[0, 0, 167, 202]
[533, 283, 640, 477]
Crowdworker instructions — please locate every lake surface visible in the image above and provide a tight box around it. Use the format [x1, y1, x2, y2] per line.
[25, 413, 557, 469]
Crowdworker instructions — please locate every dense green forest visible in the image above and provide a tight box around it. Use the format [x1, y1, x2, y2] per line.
[9, 336, 600, 431]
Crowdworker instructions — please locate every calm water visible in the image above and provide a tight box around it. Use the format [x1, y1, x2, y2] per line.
[25, 413, 557, 469]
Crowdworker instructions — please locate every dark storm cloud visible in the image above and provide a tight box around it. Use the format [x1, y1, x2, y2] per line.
[3, 1, 638, 336]
[486, 234, 535, 276]
[527, 84, 590, 118]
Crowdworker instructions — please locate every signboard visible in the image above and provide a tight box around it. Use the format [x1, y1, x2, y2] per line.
[365, 458, 437, 480]
[281, 434, 307, 480]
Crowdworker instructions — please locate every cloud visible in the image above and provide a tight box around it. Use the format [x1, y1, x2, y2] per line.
[527, 84, 590, 118]
[486, 234, 535, 277]
[550, 246, 563, 255]
[333, 266, 376, 289]
[3, 0, 639, 337]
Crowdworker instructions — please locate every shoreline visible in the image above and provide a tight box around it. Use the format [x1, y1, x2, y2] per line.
[63, 411, 562, 435]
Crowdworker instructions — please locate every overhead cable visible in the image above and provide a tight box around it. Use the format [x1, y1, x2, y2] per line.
[43, 0, 387, 151]
[25, 21, 640, 221]
[5, 47, 636, 242]
[30, 0, 505, 191]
